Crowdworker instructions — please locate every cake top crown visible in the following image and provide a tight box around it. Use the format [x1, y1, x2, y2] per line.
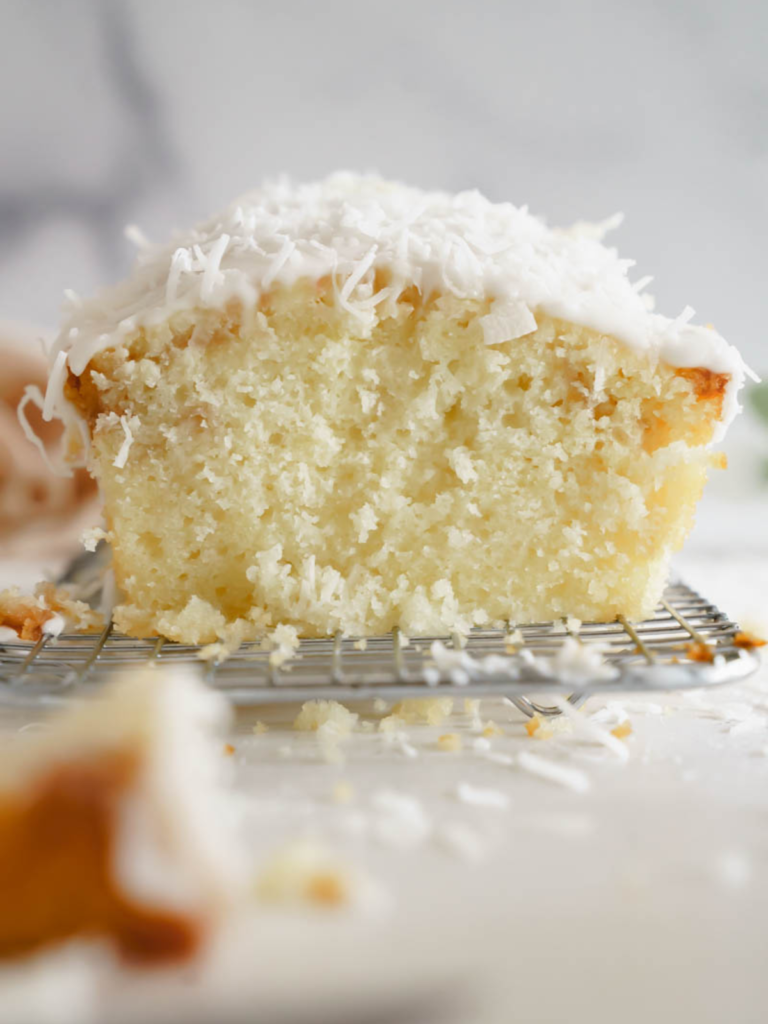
[42, 173, 749, 437]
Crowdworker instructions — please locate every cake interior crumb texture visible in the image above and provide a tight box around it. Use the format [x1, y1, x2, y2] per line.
[66, 284, 725, 643]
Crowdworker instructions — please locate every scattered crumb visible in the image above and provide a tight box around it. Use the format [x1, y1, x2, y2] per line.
[253, 720, 269, 735]
[733, 632, 767, 650]
[198, 642, 228, 662]
[266, 623, 301, 667]
[390, 697, 454, 726]
[525, 715, 553, 740]
[463, 699, 481, 716]
[686, 642, 715, 663]
[437, 733, 463, 752]
[378, 714, 405, 733]
[482, 721, 503, 738]
[332, 781, 355, 804]
[610, 721, 633, 740]
[294, 699, 358, 733]
[223, 743, 236, 756]
[565, 615, 582, 633]
[256, 840, 352, 907]
[372, 697, 389, 714]
[456, 782, 510, 810]
[353, 638, 368, 651]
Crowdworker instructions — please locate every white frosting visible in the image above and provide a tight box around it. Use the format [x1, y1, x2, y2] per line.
[43, 172, 748, 441]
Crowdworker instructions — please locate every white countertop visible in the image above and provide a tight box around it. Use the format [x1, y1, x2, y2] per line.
[2, 494, 767, 1024]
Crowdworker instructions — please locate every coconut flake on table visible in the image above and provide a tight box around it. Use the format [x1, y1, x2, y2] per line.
[516, 751, 592, 794]
[456, 782, 510, 810]
[37, 172, 749, 466]
[370, 789, 431, 849]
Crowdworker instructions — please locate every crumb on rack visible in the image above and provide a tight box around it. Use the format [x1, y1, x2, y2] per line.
[390, 697, 454, 726]
[733, 632, 767, 650]
[266, 623, 301, 667]
[353, 638, 368, 651]
[0, 582, 102, 642]
[223, 743, 236, 756]
[253, 721, 269, 735]
[686, 642, 716, 663]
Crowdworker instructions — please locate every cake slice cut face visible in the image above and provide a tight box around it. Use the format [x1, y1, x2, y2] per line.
[45, 175, 746, 642]
[0, 667, 244, 963]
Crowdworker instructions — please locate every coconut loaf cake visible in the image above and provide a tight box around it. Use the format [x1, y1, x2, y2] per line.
[33, 174, 747, 643]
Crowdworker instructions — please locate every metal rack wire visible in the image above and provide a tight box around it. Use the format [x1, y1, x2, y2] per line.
[0, 581, 760, 712]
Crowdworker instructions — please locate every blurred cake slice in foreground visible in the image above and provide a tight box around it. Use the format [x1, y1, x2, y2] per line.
[37, 174, 748, 642]
[0, 667, 244, 964]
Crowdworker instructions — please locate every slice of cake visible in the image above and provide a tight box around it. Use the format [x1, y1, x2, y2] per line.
[0, 666, 244, 963]
[34, 174, 747, 642]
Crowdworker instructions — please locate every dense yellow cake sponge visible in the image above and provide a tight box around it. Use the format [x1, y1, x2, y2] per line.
[67, 282, 725, 643]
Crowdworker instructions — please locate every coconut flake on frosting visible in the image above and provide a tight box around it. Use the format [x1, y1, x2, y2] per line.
[39, 173, 748, 449]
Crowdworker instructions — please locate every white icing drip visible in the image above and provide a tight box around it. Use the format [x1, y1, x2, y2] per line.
[43, 173, 747, 454]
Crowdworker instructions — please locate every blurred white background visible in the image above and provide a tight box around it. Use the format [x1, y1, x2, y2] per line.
[0, 0, 766, 501]
[0, 0, 764, 357]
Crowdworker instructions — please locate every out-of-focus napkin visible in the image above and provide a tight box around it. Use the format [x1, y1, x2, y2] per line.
[0, 322, 96, 574]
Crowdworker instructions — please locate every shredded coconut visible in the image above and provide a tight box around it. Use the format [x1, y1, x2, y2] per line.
[517, 751, 591, 793]
[456, 782, 510, 810]
[39, 173, 748, 465]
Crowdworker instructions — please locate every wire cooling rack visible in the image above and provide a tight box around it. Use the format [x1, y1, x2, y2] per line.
[0, 580, 760, 713]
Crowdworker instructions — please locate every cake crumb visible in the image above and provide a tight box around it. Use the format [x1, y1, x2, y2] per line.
[332, 781, 355, 804]
[223, 743, 236, 756]
[253, 720, 269, 735]
[610, 721, 633, 740]
[294, 699, 358, 733]
[733, 632, 766, 650]
[437, 733, 463, 752]
[267, 623, 301, 667]
[372, 697, 389, 714]
[390, 697, 453, 726]
[686, 642, 715, 663]
[353, 638, 368, 651]
[525, 715, 554, 740]
[482, 721, 503, 738]
[256, 840, 352, 907]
